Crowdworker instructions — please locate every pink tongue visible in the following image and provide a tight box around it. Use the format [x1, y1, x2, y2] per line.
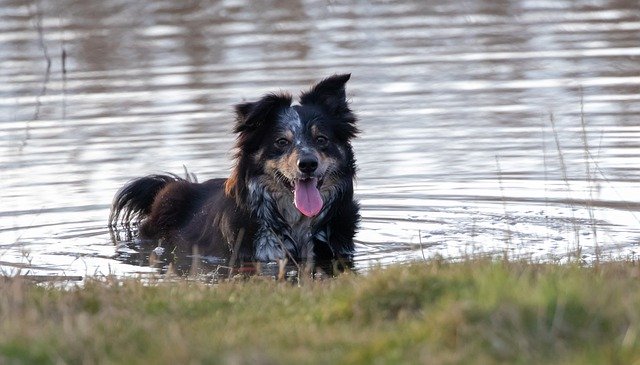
[294, 178, 323, 217]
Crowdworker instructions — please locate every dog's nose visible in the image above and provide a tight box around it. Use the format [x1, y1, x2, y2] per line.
[297, 155, 318, 174]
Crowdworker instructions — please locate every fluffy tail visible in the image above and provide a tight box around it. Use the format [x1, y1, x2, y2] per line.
[109, 174, 182, 226]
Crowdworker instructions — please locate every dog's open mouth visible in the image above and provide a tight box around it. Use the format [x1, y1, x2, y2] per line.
[293, 177, 323, 217]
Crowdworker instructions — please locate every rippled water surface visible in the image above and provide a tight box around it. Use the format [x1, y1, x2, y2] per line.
[2, 0, 640, 279]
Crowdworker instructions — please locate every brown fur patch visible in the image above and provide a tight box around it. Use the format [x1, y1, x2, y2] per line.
[224, 171, 237, 196]
[264, 149, 300, 181]
[264, 158, 280, 175]
[321, 155, 337, 172]
[284, 130, 294, 140]
[282, 149, 300, 177]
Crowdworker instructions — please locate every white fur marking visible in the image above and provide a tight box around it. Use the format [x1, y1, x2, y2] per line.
[281, 108, 301, 131]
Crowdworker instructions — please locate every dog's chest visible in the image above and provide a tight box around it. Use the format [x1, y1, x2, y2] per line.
[277, 197, 312, 245]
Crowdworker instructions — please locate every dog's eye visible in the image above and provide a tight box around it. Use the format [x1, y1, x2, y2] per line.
[315, 136, 328, 146]
[275, 138, 290, 148]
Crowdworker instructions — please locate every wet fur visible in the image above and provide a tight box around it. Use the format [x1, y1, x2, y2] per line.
[110, 74, 360, 265]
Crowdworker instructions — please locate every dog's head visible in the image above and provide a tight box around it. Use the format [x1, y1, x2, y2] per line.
[226, 74, 358, 217]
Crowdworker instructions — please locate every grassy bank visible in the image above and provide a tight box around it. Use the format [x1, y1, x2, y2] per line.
[1, 260, 640, 364]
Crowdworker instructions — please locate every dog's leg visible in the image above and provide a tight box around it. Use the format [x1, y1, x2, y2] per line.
[254, 226, 287, 261]
[253, 226, 299, 261]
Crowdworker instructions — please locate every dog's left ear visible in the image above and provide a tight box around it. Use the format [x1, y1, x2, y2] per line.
[300, 74, 352, 115]
[300, 74, 358, 140]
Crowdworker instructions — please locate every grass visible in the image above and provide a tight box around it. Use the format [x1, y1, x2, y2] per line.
[2, 259, 640, 364]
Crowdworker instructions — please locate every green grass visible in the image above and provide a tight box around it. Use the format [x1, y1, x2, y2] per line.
[2, 260, 640, 364]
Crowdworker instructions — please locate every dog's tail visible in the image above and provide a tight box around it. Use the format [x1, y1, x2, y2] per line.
[109, 174, 182, 227]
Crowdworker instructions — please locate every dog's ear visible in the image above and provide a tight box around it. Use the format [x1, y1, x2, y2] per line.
[234, 93, 292, 133]
[301, 74, 358, 141]
[300, 74, 351, 114]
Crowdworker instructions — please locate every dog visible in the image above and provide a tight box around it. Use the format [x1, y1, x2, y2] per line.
[109, 74, 360, 268]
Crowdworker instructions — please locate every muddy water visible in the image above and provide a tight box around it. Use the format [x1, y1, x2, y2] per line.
[1, 0, 640, 278]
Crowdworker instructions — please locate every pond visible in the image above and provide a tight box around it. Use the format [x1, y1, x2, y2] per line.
[1, 0, 640, 279]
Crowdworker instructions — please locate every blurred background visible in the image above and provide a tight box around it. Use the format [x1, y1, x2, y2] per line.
[1, 0, 639, 277]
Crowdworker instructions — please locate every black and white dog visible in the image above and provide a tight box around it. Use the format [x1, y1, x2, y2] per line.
[110, 74, 360, 266]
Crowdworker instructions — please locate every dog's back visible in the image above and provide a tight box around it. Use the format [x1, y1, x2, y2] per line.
[110, 176, 255, 259]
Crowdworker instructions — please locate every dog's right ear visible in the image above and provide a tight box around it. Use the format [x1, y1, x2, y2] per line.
[234, 93, 292, 133]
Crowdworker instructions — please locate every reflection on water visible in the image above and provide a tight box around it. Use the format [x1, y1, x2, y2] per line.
[1, 0, 640, 278]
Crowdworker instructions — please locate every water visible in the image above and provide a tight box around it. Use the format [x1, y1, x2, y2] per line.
[1, 0, 640, 279]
